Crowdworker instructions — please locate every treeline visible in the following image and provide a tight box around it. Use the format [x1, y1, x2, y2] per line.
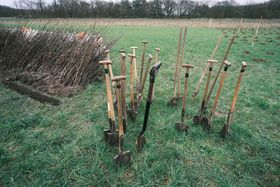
[2, 0, 280, 19]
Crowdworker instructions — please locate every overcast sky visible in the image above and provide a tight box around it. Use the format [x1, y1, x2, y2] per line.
[0, 0, 271, 8]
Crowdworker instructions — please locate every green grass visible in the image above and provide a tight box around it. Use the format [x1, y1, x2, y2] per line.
[1, 23, 280, 186]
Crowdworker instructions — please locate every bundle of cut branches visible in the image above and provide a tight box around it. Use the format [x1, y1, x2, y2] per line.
[0, 27, 111, 96]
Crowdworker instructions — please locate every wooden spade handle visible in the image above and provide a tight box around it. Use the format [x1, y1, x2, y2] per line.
[120, 53, 126, 76]
[99, 60, 112, 65]
[129, 55, 135, 111]
[140, 54, 153, 93]
[140, 42, 148, 89]
[120, 53, 127, 119]
[177, 27, 188, 98]
[202, 59, 217, 102]
[206, 35, 236, 106]
[114, 80, 124, 136]
[155, 48, 160, 63]
[211, 61, 231, 114]
[252, 16, 263, 46]
[172, 27, 183, 98]
[192, 33, 224, 98]
[131, 47, 138, 80]
[111, 76, 126, 82]
[229, 62, 247, 113]
[99, 63, 116, 123]
[182, 64, 193, 110]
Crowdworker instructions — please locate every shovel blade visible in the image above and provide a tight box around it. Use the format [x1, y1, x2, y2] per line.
[136, 135, 146, 153]
[175, 122, 190, 132]
[104, 130, 119, 146]
[167, 97, 182, 106]
[201, 116, 211, 131]
[221, 124, 229, 138]
[193, 115, 201, 124]
[127, 109, 137, 120]
[114, 151, 132, 165]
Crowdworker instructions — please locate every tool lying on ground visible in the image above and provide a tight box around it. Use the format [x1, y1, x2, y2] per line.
[192, 32, 224, 98]
[175, 64, 193, 132]
[127, 54, 137, 120]
[193, 59, 217, 124]
[168, 27, 187, 106]
[221, 62, 247, 137]
[137, 54, 153, 108]
[201, 61, 231, 131]
[99, 60, 118, 146]
[112, 76, 132, 165]
[119, 52, 127, 133]
[136, 62, 162, 153]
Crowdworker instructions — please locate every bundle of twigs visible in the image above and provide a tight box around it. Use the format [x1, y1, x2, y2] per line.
[0, 27, 110, 96]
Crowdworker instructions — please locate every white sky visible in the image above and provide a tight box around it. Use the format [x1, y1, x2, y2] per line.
[0, 0, 271, 8]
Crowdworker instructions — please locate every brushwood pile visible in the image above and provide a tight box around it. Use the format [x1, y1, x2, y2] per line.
[0, 27, 110, 96]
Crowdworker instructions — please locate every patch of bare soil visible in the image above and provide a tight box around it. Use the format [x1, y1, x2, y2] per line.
[253, 58, 267, 63]
[244, 50, 251, 55]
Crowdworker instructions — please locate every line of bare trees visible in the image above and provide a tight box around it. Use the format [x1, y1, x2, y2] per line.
[1, 0, 280, 18]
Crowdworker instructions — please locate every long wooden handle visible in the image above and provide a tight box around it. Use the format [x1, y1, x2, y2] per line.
[120, 54, 127, 118]
[181, 64, 193, 111]
[236, 18, 243, 34]
[192, 32, 224, 98]
[129, 57, 135, 111]
[252, 16, 263, 46]
[182, 68, 189, 110]
[206, 35, 236, 106]
[172, 27, 182, 98]
[230, 62, 247, 113]
[155, 48, 160, 63]
[116, 81, 124, 136]
[211, 68, 228, 114]
[140, 43, 147, 88]
[140, 54, 153, 93]
[202, 65, 212, 101]
[104, 64, 116, 123]
[132, 48, 138, 80]
[177, 27, 188, 98]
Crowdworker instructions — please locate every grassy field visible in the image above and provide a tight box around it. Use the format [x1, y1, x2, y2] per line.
[0, 22, 280, 186]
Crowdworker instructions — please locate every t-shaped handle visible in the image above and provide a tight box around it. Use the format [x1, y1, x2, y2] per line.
[182, 64, 194, 69]
[241, 61, 247, 72]
[99, 60, 112, 65]
[223, 60, 231, 67]
[207, 59, 218, 64]
[111, 76, 126, 82]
